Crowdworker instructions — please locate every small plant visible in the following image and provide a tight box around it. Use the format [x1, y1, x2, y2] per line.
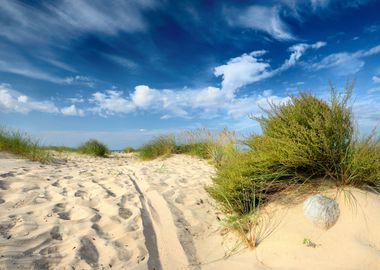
[303, 238, 317, 248]
[138, 135, 176, 160]
[123, 146, 135, 153]
[78, 139, 109, 157]
[0, 127, 49, 163]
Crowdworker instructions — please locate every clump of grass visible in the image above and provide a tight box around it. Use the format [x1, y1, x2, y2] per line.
[177, 127, 236, 164]
[138, 135, 176, 160]
[0, 127, 49, 162]
[176, 141, 213, 159]
[78, 139, 109, 157]
[123, 146, 135, 153]
[207, 83, 380, 247]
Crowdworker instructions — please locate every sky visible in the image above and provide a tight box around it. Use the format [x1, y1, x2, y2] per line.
[0, 0, 380, 149]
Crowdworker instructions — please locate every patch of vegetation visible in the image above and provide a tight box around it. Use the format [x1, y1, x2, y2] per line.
[78, 139, 109, 157]
[138, 135, 176, 160]
[207, 83, 380, 247]
[0, 127, 49, 162]
[138, 128, 236, 162]
[176, 141, 213, 159]
[43, 145, 78, 153]
[122, 146, 135, 153]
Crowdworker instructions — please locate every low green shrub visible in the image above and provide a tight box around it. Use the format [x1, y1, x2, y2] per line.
[0, 127, 48, 162]
[138, 135, 176, 160]
[123, 146, 135, 153]
[78, 139, 109, 157]
[208, 84, 380, 221]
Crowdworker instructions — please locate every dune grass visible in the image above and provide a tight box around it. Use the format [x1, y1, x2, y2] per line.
[0, 127, 49, 162]
[137, 128, 236, 162]
[78, 139, 110, 157]
[43, 145, 78, 153]
[123, 146, 135, 153]
[138, 135, 176, 160]
[207, 83, 380, 247]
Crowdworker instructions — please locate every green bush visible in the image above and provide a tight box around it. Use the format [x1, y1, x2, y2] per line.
[78, 139, 109, 157]
[138, 135, 176, 160]
[0, 127, 48, 162]
[208, 85, 380, 217]
[123, 146, 135, 153]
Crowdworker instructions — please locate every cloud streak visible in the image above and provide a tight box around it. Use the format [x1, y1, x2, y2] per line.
[0, 0, 157, 44]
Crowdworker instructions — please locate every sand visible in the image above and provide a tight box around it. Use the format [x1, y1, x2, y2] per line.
[1, 152, 380, 270]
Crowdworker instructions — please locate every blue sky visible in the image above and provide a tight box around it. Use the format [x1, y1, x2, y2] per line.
[0, 0, 380, 149]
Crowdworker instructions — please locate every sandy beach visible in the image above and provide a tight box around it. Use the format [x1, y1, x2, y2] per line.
[1, 152, 380, 270]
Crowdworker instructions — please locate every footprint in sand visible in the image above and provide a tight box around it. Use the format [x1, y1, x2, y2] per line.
[52, 203, 70, 220]
[91, 223, 108, 239]
[50, 225, 63, 240]
[119, 208, 133, 219]
[74, 190, 87, 198]
[90, 212, 102, 223]
[78, 237, 99, 267]
[0, 180, 10, 190]
[51, 181, 60, 187]
[32, 258, 50, 270]
[113, 240, 132, 261]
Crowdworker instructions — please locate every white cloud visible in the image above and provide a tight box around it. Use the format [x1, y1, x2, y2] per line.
[372, 76, 380, 83]
[311, 44, 380, 74]
[0, 84, 59, 114]
[214, 41, 324, 98]
[131, 85, 157, 108]
[2, 43, 322, 119]
[230, 6, 295, 40]
[61, 105, 84, 117]
[64, 75, 95, 87]
[90, 90, 135, 116]
[214, 51, 271, 97]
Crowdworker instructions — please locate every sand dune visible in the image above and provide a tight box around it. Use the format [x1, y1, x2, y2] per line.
[1, 152, 380, 269]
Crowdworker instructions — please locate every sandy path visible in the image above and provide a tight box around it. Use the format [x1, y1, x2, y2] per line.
[2, 152, 380, 270]
[0, 153, 229, 270]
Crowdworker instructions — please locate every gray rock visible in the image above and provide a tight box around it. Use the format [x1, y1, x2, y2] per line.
[303, 194, 340, 230]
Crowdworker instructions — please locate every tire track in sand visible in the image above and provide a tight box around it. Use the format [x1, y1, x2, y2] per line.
[128, 172, 191, 270]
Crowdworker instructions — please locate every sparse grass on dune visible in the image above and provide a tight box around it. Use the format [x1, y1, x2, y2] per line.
[78, 139, 110, 157]
[0, 127, 49, 162]
[207, 83, 380, 247]
[137, 128, 236, 162]
[138, 135, 176, 160]
[43, 145, 78, 153]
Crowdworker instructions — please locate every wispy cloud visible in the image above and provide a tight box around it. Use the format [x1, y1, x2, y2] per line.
[61, 105, 85, 117]
[63, 76, 96, 88]
[372, 76, 380, 83]
[0, 0, 158, 44]
[227, 6, 295, 41]
[311, 44, 380, 74]
[103, 54, 137, 69]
